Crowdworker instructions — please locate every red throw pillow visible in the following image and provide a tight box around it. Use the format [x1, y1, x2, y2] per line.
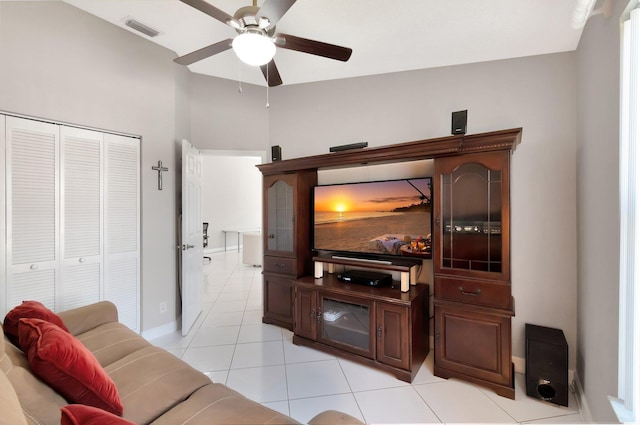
[3, 300, 70, 347]
[18, 318, 123, 416]
[60, 405, 134, 425]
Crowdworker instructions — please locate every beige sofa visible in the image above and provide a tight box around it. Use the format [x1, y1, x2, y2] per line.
[1, 301, 363, 425]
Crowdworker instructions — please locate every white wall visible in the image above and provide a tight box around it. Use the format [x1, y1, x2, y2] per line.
[0, 1, 270, 334]
[5, 6, 616, 417]
[575, 0, 626, 422]
[201, 153, 263, 251]
[0, 1, 185, 332]
[189, 73, 269, 151]
[266, 53, 579, 370]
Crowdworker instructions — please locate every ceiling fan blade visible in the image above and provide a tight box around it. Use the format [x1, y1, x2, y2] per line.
[257, 0, 297, 27]
[260, 60, 283, 87]
[275, 33, 352, 62]
[173, 39, 233, 65]
[180, 0, 235, 25]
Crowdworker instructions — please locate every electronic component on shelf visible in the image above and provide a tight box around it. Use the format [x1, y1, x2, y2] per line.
[337, 270, 392, 287]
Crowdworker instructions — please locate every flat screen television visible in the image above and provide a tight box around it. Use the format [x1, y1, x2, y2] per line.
[313, 177, 432, 259]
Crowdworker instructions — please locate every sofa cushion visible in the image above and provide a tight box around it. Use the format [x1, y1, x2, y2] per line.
[0, 366, 28, 425]
[18, 318, 123, 416]
[0, 327, 13, 374]
[75, 322, 151, 367]
[61, 405, 136, 425]
[3, 301, 69, 347]
[104, 345, 212, 424]
[7, 366, 68, 425]
[149, 383, 299, 425]
[58, 301, 118, 336]
[307, 410, 365, 425]
[3, 335, 30, 370]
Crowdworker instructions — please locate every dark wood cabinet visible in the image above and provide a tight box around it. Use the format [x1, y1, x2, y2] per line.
[293, 284, 317, 340]
[261, 171, 316, 329]
[263, 274, 294, 327]
[293, 275, 429, 382]
[435, 302, 513, 392]
[433, 150, 515, 399]
[376, 303, 410, 370]
[257, 128, 521, 391]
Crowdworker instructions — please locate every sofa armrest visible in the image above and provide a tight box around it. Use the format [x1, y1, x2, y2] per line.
[308, 410, 365, 425]
[58, 301, 119, 336]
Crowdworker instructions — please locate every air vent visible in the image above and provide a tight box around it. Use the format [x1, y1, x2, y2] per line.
[124, 18, 160, 38]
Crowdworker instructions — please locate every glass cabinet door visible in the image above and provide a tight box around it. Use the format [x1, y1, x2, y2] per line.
[319, 295, 374, 359]
[266, 177, 294, 254]
[435, 151, 509, 279]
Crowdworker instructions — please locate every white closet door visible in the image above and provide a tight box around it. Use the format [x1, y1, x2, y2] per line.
[60, 126, 103, 310]
[5, 116, 59, 312]
[104, 133, 140, 332]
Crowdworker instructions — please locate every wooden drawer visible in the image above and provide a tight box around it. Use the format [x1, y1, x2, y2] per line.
[264, 256, 297, 276]
[434, 276, 512, 310]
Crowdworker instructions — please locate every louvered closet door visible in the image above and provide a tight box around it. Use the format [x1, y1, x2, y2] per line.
[60, 126, 103, 310]
[5, 116, 59, 312]
[104, 133, 140, 332]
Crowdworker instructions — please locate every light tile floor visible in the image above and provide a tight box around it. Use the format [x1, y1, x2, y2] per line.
[151, 251, 585, 424]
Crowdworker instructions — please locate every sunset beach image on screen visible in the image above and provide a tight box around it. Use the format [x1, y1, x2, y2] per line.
[313, 178, 432, 257]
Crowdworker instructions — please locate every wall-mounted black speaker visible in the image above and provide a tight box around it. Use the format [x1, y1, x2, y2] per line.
[525, 324, 569, 406]
[451, 110, 468, 135]
[271, 145, 282, 162]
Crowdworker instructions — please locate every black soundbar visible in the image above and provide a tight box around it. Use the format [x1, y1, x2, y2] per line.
[329, 142, 368, 152]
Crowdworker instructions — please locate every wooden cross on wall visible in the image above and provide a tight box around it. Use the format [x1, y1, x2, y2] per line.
[152, 160, 169, 190]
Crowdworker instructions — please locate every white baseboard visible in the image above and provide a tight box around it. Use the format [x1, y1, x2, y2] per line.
[205, 246, 241, 254]
[513, 355, 525, 374]
[573, 370, 593, 422]
[141, 320, 178, 341]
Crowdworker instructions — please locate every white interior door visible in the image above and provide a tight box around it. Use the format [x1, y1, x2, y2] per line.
[181, 139, 203, 336]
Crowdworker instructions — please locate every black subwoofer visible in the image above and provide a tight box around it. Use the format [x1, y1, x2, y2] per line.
[525, 323, 569, 406]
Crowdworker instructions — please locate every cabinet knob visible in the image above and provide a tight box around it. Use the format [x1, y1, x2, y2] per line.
[29, 264, 38, 271]
[78, 257, 85, 263]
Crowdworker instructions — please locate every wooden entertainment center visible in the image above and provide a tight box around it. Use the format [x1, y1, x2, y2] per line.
[257, 128, 521, 398]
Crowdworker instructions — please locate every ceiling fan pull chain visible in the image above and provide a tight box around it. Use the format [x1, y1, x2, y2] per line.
[266, 65, 270, 108]
[238, 60, 243, 94]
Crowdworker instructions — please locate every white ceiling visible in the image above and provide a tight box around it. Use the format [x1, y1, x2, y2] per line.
[61, 0, 587, 87]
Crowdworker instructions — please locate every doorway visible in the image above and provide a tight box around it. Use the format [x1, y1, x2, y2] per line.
[201, 150, 266, 253]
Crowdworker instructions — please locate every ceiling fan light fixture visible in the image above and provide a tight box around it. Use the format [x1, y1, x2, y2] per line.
[232, 31, 276, 66]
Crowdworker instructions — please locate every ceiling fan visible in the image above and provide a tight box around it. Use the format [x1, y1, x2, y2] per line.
[174, 0, 353, 87]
